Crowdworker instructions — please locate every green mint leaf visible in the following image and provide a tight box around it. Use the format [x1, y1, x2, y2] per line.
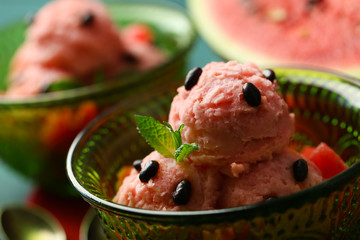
[174, 143, 199, 162]
[163, 121, 174, 132]
[164, 122, 183, 149]
[176, 124, 184, 146]
[135, 115, 199, 162]
[135, 115, 175, 158]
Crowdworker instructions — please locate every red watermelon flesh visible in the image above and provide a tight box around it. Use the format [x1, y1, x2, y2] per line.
[188, 0, 360, 77]
[304, 142, 348, 179]
[300, 145, 316, 159]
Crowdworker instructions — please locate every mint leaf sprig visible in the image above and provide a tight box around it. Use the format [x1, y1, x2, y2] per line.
[135, 115, 199, 162]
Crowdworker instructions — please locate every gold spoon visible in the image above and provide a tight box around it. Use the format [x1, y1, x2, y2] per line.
[0, 204, 66, 240]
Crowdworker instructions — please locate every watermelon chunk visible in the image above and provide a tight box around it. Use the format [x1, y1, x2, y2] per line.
[122, 23, 155, 45]
[300, 145, 316, 159]
[307, 142, 348, 179]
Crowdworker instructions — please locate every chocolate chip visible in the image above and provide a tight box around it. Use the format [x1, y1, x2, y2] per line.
[173, 179, 192, 205]
[292, 159, 308, 182]
[122, 53, 138, 64]
[243, 82, 261, 107]
[262, 69, 276, 82]
[185, 67, 202, 90]
[133, 159, 143, 172]
[307, 0, 322, 9]
[139, 160, 159, 183]
[81, 12, 94, 26]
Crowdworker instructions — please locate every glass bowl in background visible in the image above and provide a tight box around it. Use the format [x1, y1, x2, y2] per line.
[67, 68, 360, 239]
[0, 0, 196, 196]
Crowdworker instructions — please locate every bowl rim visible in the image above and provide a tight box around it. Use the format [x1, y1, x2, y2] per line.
[67, 67, 360, 223]
[0, 0, 196, 106]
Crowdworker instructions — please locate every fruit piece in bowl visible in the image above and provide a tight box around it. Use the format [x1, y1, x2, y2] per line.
[0, 0, 196, 195]
[67, 62, 360, 239]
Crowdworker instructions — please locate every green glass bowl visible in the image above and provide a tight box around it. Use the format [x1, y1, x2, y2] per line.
[0, 1, 196, 196]
[67, 68, 360, 239]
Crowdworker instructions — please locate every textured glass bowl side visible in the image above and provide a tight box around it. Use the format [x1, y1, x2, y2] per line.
[0, 1, 195, 195]
[68, 68, 360, 239]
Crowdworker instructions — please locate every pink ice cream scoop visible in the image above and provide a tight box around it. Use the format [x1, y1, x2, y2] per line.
[113, 148, 323, 211]
[217, 148, 323, 208]
[9, 0, 124, 89]
[113, 149, 323, 210]
[6, 0, 165, 97]
[168, 61, 295, 166]
[113, 151, 222, 211]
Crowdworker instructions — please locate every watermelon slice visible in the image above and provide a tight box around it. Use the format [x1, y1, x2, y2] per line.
[305, 142, 348, 179]
[187, 0, 360, 78]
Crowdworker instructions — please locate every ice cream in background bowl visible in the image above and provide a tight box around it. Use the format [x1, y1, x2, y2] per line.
[67, 61, 360, 239]
[0, 0, 196, 195]
[6, 0, 168, 97]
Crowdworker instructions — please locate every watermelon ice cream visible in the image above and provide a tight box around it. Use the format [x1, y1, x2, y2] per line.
[217, 148, 323, 208]
[113, 61, 326, 210]
[168, 61, 294, 166]
[113, 151, 223, 211]
[6, 0, 165, 97]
